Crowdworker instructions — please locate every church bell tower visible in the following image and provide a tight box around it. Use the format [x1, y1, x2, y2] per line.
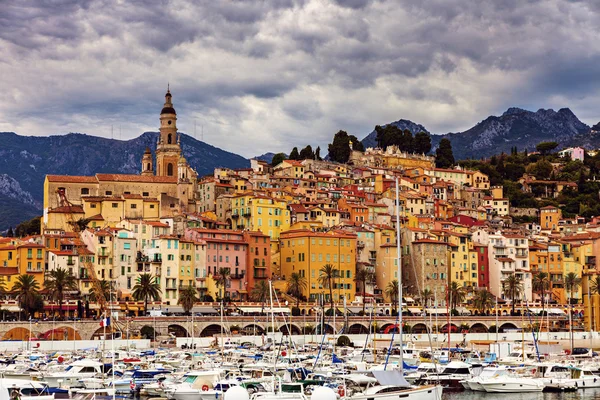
[155, 86, 181, 177]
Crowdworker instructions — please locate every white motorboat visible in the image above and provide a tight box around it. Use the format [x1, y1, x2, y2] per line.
[461, 365, 510, 391]
[479, 375, 544, 393]
[423, 361, 477, 390]
[405, 363, 443, 384]
[31, 359, 105, 388]
[0, 378, 54, 400]
[164, 370, 222, 400]
[346, 371, 443, 400]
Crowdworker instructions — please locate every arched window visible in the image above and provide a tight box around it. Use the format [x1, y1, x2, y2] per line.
[146, 163, 151, 171]
[168, 134, 172, 144]
[167, 163, 174, 176]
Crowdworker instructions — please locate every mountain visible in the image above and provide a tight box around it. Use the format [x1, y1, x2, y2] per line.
[253, 152, 280, 164]
[361, 108, 591, 160]
[430, 108, 590, 159]
[361, 119, 430, 148]
[0, 131, 249, 230]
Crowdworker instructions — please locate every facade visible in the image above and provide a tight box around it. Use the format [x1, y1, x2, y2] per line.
[280, 230, 357, 303]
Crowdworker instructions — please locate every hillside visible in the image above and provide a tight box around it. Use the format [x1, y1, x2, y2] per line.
[0, 131, 249, 230]
[361, 119, 430, 149]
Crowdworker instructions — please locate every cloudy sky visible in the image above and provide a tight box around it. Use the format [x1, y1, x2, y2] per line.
[2, 0, 600, 157]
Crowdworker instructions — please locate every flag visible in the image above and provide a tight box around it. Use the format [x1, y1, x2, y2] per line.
[100, 317, 110, 327]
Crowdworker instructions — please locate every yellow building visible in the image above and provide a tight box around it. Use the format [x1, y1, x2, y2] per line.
[280, 230, 357, 303]
[447, 232, 477, 289]
[231, 193, 290, 241]
[42, 89, 198, 233]
[540, 206, 562, 231]
[16, 243, 46, 288]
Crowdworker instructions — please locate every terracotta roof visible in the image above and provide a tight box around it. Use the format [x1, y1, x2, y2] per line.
[413, 239, 451, 246]
[496, 257, 514, 262]
[0, 267, 18, 275]
[46, 175, 97, 183]
[96, 174, 177, 183]
[123, 194, 144, 199]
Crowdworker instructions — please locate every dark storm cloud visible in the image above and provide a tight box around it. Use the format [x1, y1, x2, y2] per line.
[2, 0, 600, 156]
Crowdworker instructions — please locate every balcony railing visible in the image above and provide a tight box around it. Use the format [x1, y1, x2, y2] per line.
[151, 257, 162, 263]
[136, 255, 150, 263]
[231, 272, 246, 279]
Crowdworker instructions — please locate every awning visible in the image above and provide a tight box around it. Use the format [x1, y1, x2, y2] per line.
[237, 306, 290, 314]
[1, 305, 21, 312]
[44, 305, 78, 311]
[408, 307, 422, 314]
[425, 308, 448, 315]
[403, 297, 416, 303]
[548, 308, 566, 315]
[372, 371, 409, 387]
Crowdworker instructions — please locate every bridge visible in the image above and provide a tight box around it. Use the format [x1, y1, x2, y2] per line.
[0, 315, 571, 341]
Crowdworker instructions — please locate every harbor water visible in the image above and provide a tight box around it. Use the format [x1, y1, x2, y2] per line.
[443, 388, 600, 400]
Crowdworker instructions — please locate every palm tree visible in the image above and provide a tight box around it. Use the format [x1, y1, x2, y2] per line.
[532, 272, 550, 311]
[89, 280, 115, 303]
[590, 276, 600, 295]
[564, 272, 581, 305]
[132, 273, 161, 314]
[45, 268, 77, 317]
[178, 285, 199, 315]
[287, 272, 307, 308]
[420, 289, 434, 307]
[502, 274, 523, 315]
[12, 274, 40, 318]
[473, 289, 495, 314]
[354, 266, 369, 314]
[214, 267, 231, 301]
[318, 264, 337, 312]
[385, 280, 399, 314]
[251, 280, 271, 312]
[448, 281, 466, 311]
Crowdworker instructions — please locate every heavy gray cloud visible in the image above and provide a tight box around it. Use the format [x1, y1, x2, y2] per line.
[1, 0, 599, 157]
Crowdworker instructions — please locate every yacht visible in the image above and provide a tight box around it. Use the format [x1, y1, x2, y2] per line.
[479, 374, 545, 393]
[347, 371, 443, 400]
[423, 361, 476, 390]
[31, 360, 105, 388]
[461, 365, 510, 391]
[164, 370, 223, 400]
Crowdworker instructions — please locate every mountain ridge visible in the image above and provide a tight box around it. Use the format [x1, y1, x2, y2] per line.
[0, 131, 249, 230]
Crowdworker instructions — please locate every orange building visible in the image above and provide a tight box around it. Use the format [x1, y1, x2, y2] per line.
[540, 205, 562, 231]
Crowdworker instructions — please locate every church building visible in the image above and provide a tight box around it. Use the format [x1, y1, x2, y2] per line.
[42, 89, 198, 233]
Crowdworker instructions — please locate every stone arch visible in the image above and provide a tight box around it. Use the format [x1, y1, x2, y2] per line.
[91, 326, 119, 339]
[200, 324, 228, 337]
[168, 324, 188, 337]
[242, 324, 265, 335]
[379, 323, 398, 334]
[2, 327, 32, 341]
[315, 323, 334, 334]
[42, 326, 81, 340]
[279, 324, 301, 335]
[470, 323, 489, 333]
[499, 322, 518, 332]
[441, 323, 459, 333]
[411, 323, 429, 334]
[347, 323, 369, 334]
[167, 163, 174, 176]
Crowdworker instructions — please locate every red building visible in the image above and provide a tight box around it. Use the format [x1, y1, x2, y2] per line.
[475, 244, 489, 289]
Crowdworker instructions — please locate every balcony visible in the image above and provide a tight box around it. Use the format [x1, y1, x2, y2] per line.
[151, 256, 162, 263]
[515, 251, 528, 258]
[254, 273, 268, 279]
[357, 241, 365, 248]
[67, 260, 75, 266]
[242, 211, 252, 217]
[231, 272, 246, 279]
[231, 213, 240, 219]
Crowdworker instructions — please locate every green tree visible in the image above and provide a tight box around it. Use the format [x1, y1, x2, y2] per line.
[473, 289, 495, 314]
[536, 141, 559, 155]
[565, 272, 581, 305]
[414, 131, 432, 154]
[178, 285, 199, 315]
[328, 130, 363, 163]
[251, 280, 270, 312]
[289, 147, 300, 160]
[287, 272, 307, 308]
[12, 274, 40, 318]
[6, 227, 13, 238]
[132, 274, 162, 314]
[299, 145, 315, 160]
[318, 264, 337, 312]
[502, 274, 523, 314]
[527, 159, 553, 179]
[385, 280, 399, 313]
[214, 267, 231, 300]
[590, 277, 600, 295]
[532, 272, 550, 312]
[45, 268, 78, 317]
[435, 138, 455, 168]
[354, 266, 370, 315]
[420, 288, 434, 306]
[89, 280, 115, 304]
[448, 281, 466, 310]
[15, 216, 41, 237]
[315, 146, 322, 160]
[271, 153, 286, 166]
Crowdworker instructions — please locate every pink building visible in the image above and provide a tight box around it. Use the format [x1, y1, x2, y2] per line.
[185, 228, 249, 300]
[559, 147, 585, 161]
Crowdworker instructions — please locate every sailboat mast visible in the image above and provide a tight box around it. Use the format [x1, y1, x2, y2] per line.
[395, 177, 404, 368]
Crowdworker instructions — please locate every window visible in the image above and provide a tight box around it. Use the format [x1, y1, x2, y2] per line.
[143, 192, 149, 197]
[106, 191, 112, 196]
[131, 204, 137, 209]
[81, 188, 89, 195]
[124, 243, 131, 250]
[112, 203, 118, 208]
